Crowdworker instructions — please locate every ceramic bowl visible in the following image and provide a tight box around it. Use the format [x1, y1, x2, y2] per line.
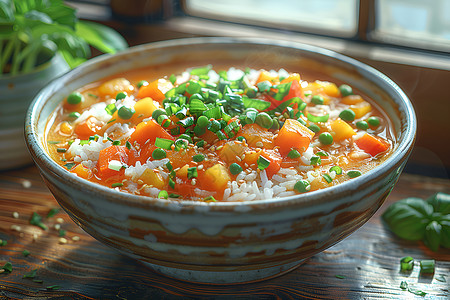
[25, 37, 416, 284]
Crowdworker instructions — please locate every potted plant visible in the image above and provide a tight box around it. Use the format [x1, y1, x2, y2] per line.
[0, 0, 128, 170]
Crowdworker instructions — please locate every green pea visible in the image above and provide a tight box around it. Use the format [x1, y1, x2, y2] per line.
[255, 112, 273, 129]
[246, 86, 258, 98]
[311, 95, 324, 105]
[308, 124, 320, 133]
[319, 132, 333, 145]
[152, 148, 167, 160]
[339, 84, 353, 97]
[339, 109, 355, 122]
[116, 92, 127, 100]
[196, 140, 205, 148]
[118, 106, 135, 119]
[197, 115, 209, 128]
[271, 117, 280, 130]
[294, 180, 311, 193]
[329, 166, 342, 175]
[367, 116, 380, 127]
[137, 80, 148, 88]
[229, 163, 243, 175]
[68, 112, 80, 119]
[356, 120, 369, 130]
[152, 108, 167, 121]
[193, 154, 205, 162]
[67, 92, 83, 105]
[347, 170, 362, 178]
[288, 149, 301, 159]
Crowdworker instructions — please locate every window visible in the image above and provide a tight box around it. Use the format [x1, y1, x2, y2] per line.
[184, 0, 359, 37]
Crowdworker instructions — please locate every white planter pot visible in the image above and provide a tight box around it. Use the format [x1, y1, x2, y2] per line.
[0, 54, 70, 170]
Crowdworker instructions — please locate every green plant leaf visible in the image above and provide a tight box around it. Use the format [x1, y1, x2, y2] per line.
[13, 0, 76, 29]
[440, 220, 450, 248]
[382, 197, 433, 241]
[0, 0, 14, 21]
[24, 10, 53, 24]
[427, 192, 450, 215]
[423, 220, 441, 252]
[76, 20, 128, 54]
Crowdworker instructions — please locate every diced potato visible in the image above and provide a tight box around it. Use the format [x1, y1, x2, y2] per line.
[98, 78, 135, 98]
[350, 101, 372, 119]
[341, 95, 364, 105]
[305, 81, 340, 98]
[330, 119, 356, 141]
[203, 164, 230, 191]
[238, 123, 274, 149]
[219, 141, 247, 164]
[72, 164, 92, 179]
[131, 97, 160, 124]
[139, 169, 165, 189]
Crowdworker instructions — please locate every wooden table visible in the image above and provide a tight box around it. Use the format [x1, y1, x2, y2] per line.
[0, 166, 449, 299]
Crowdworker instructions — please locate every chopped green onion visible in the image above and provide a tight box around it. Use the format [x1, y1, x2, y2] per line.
[158, 190, 169, 199]
[339, 109, 355, 122]
[203, 106, 222, 119]
[400, 281, 408, 290]
[155, 138, 174, 150]
[152, 148, 167, 160]
[108, 160, 123, 171]
[187, 167, 198, 179]
[168, 193, 181, 198]
[169, 178, 175, 189]
[47, 141, 61, 144]
[68, 112, 80, 119]
[193, 154, 205, 162]
[316, 151, 329, 157]
[107, 118, 116, 124]
[1, 262, 12, 273]
[0, 239, 7, 246]
[112, 140, 121, 146]
[30, 212, 47, 230]
[64, 163, 76, 170]
[166, 161, 173, 171]
[304, 91, 312, 97]
[208, 119, 221, 133]
[169, 74, 177, 84]
[288, 149, 301, 159]
[335, 275, 346, 279]
[22, 250, 30, 257]
[186, 80, 202, 95]
[115, 92, 127, 100]
[310, 156, 321, 166]
[190, 65, 212, 76]
[189, 98, 207, 114]
[307, 113, 329, 123]
[323, 174, 333, 183]
[242, 97, 271, 111]
[196, 140, 205, 148]
[111, 182, 123, 188]
[229, 163, 243, 175]
[311, 95, 324, 105]
[216, 131, 227, 140]
[297, 118, 307, 126]
[137, 80, 148, 88]
[347, 170, 362, 178]
[46, 208, 60, 218]
[152, 108, 167, 121]
[236, 136, 246, 143]
[257, 156, 271, 170]
[419, 259, 435, 274]
[125, 141, 132, 150]
[294, 180, 311, 193]
[46, 285, 60, 290]
[56, 148, 67, 153]
[204, 196, 216, 202]
[329, 166, 342, 175]
[400, 256, 414, 272]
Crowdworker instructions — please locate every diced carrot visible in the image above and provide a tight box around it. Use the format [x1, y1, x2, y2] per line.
[219, 141, 247, 164]
[71, 164, 92, 179]
[280, 73, 301, 84]
[97, 146, 129, 180]
[304, 81, 340, 98]
[256, 70, 279, 84]
[128, 119, 174, 147]
[128, 144, 157, 166]
[136, 78, 173, 102]
[165, 147, 198, 169]
[274, 119, 315, 156]
[259, 149, 282, 178]
[355, 133, 390, 157]
[330, 119, 356, 141]
[98, 78, 135, 98]
[74, 117, 102, 140]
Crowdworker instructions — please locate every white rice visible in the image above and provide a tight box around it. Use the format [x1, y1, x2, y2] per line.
[73, 102, 112, 125]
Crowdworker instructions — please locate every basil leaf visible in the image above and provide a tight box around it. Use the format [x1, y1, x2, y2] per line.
[423, 221, 442, 252]
[382, 198, 433, 240]
[427, 192, 450, 215]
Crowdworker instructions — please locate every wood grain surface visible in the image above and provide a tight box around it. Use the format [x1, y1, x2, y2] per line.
[0, 166, 449, 299]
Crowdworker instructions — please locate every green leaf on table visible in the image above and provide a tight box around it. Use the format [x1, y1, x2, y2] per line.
[23, 268, 37, 279]
[423, 221, 442, 252]
[427, 192, 450, 215]
[1, 261, 12, 273]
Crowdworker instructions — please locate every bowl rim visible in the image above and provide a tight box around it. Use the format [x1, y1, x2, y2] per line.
[25, 36, 416, 210]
